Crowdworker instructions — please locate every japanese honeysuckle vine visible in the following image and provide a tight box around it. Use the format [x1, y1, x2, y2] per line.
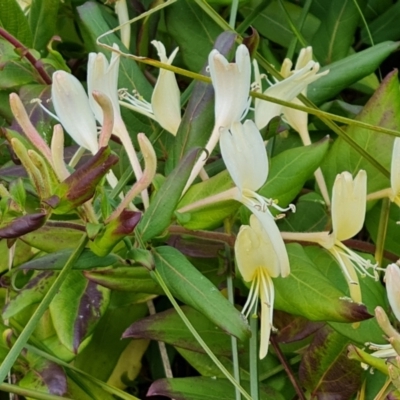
[3, 4, 400, 398]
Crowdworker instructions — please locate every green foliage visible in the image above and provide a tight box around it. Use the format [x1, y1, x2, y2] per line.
[0, 0, 399, 398]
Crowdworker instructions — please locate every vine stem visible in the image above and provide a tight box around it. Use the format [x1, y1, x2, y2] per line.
[270, 335, 306, 400]
[0, 28, 52, 85]
[151, 269, 252, 400]
[0, 234, 89, 383]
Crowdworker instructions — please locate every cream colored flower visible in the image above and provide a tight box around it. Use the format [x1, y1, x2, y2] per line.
[236, 214, 289, 359]
[119, 41, 181, 135]
[254, 53, 327, 131]
[282, 170, 377, 303]
[209, 44, 251, 129]
[52, 70, 99, 155]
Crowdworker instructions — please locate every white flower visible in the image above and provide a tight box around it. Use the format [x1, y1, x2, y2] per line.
[254, 53, 327, 131]
[150, 40, 181, 135]
[119, 41, 181, 135]
[209, 44, 251, 128]
[236, 214, 289, 359]
[87, 44, 124, 138]
[386, 263, 400, 322]
[282, 170, 377, 303]
[220, 120, 292, 275]
[390, 138, 400, 206]
[51, 70, 99, 155]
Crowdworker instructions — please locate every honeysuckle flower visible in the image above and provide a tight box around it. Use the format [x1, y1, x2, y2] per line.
[119, 41, 181, 135]
[254, 57, 328, 131]
[282, 170, 377, 303]
[52, 70, 99, 155]
[386, 263, 400, 322]
[209, 44, 251, 129]
[220, 120, 292, 271]
[236, 214, 289, 359]
[151, 40, 181, 135]
[87, 45, 147, 206]
[183, 44, 252, 192]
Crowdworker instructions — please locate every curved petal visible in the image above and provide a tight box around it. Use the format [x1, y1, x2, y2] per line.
[385, 263, 400, 322]
[235, 214, 281, 282]
[259, 272, 273, 359]
[87, 45, 121, 127]
[220, 120, 268, 191]
[52, 71, 98, 154]
[255, 61, 327, 130]
[332, 170, 367, 241]
[251, 207, 290, 277]
[391, 138, 400, 200]
[151, 41, 181, 135]
[209, 44, 251, 128]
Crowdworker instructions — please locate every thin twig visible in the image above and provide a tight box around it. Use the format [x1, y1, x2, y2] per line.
[0, 28, 52, 85]
[270, 335, 306, 400]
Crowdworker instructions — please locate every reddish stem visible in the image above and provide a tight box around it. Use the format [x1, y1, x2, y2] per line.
[0, 28, 52, 85]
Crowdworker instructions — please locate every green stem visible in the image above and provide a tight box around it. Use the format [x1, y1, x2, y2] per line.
[249, 310, 259, 400]
[226, 246, 241, 400]
[0, 234, 89, 383]
[151, 269, 252, 400]
[375, 198, 391, 268]
[229, 0, 240, 28]
[0, 382, 74, 400]
[285, 0, 313, 60]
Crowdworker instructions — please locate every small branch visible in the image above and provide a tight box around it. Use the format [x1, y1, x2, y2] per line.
[0, 28, 52, 85]
[270, 335, 306, 400]
[168, 225, 236, 247]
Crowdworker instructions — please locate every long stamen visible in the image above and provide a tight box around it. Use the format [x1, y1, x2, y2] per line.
[330, 247, 358, 285]
[242, 277, 258, 317]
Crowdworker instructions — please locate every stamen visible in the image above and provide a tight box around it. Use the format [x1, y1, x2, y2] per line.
[31, 98, 60, 121]
[242, 278, 258, 318]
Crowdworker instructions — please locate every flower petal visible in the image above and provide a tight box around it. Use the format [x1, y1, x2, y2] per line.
[391, 138, 400, 201]
[151, 41, 181, 135]
[209, 44, 251, 128]
[255, 61, 327, 130]
[259, 273, 273, 359]
[332, 170, 367, 241]
[385, 263, 400, 322]
[251, 207, 290, 277]
[235, 214, 281, 282]
[220, 120, 268, 191]
[52, 71, 98, 154]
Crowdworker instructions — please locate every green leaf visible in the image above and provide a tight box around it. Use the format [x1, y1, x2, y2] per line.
[137, 148, 200, 243]
[84, 266, 164, 294]
[0, 0, 32, 47]
[21, 223, 85, 252]
[176, 171, 239, 230]
[165, 0, 223, 72]
[153, 246, 251, 341]
[309, 41, 400, 105]
[123, 306, 241, 356]
[274, 244, 372, 322]
[311, 0, 367, 64]
[241, 1, 320, 49]
[3, 271, 55, 319]
[321, 69, 400, 196]
[361, 2, 400, 44]
[303, 246, 387, 344]
[29, 0, 60, 51]
[366, 201, 400, 258]
[74, 292, 148, 382]
[148, 377, 284, 400]
[49, 271, 110, 353]
[260, 138, 330, 206]
[18, 248, 120, 271]
[299, 326, 362, 399]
